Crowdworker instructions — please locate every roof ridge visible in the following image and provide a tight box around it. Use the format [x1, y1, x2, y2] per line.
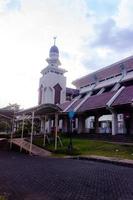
[73, 55, 133, 84]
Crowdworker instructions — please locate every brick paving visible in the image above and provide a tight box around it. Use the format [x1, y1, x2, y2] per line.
[0, 151, 133, 200]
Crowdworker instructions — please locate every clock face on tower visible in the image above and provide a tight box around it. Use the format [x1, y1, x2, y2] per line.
[53, 84, 62, 104]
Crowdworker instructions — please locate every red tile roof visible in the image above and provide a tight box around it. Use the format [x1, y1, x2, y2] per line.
[73, 56, 133, 88]
[0, 109, 14, 118]
[66, 98, 83, 112]
[112, 85, 133, 106]
[66, 87, 79, 96]
[58, 101, 71, 110]
[77, 91, 116, 112]
[59, 85, 133, 113]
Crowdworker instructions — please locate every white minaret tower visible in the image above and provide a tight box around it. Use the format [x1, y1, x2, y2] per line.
[38, 38, 67, 105]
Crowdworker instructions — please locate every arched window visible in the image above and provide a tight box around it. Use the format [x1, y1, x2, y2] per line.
[53, 84, 62, 104]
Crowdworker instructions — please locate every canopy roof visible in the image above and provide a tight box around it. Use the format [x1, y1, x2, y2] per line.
[0, 109, 14, 119]
[17, 103, 62, 116]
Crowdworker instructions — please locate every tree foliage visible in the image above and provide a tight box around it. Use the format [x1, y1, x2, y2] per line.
[4, 103, 20, 111]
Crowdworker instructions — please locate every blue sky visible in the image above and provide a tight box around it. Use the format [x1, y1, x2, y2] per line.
[0, 0, 133, 108]
[86, 0, 120, 16]
[6, 0, 21, 11]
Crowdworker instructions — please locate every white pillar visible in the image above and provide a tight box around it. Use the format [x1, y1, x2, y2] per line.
[43, 116, 47, 146]
[10, 113, 15, 149]
[78, 116, 85, 134]
[112, 111, 118, 135]
[30, 111, 34, 154]
[48, 117, 52, 133]
[55, 113, 58, 150]
[20, 114, 25, 152]
[106, 120, 111, 134]
[95, 115, 99, 134]
[121, 114, 126, 134]
[40, 117, 45, 133]
[129, 113, 133, 134]
[62, 116, 68, 133]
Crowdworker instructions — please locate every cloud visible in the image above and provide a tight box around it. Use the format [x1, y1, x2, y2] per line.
[116, 0, 133, 28]
[0, 0, 9, 12]
[0, 0, 91, 108]
[0, 0, 133, 108]
[92, 18, 133, 52]
[79, 0, 133, 72]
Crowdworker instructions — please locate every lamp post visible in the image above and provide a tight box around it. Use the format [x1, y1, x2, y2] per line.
[68, 111, 75, 154]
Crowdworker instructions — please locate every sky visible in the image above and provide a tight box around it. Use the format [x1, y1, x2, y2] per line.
[0, 0, 133, 109]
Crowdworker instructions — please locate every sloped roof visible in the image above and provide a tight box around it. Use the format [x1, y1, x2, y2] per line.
[58, 101, 71, 111]
[73, 56, 133, 88]
[66, 87, 79, 96]
[112, 85, 133, 106]
[66, 98, 83, 112]
[0, 109, 14, 119]
[77, 91, 116, 112]
[17, 104, 62, 115]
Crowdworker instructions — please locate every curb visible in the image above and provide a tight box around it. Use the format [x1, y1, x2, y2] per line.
[68, 156, 133, 168]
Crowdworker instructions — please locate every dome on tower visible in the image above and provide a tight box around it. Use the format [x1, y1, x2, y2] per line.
[49, 45, 59, 54]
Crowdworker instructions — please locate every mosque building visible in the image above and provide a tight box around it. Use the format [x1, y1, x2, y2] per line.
[1, 40, 133, 136]
[37, 39, 133, 135]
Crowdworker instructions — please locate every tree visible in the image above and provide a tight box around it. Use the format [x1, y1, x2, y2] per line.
[4, 103, 20, 111]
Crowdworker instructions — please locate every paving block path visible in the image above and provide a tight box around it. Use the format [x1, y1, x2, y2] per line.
[0, 151, 133, 200]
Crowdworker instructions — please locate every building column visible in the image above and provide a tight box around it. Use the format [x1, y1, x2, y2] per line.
[106, 120, 111, 134]
[30, 111, 34, 154]
[112, 111, 118, 135]
[129, 113, 133, 134]
[48, 117, 52, 133]
[78, 116, 85, 134]
[20, 114, 25, 152]
[62, 116, 69, 133]
[40, 117, 45, 133]
[122, 114, 126, 134]
[54, 113, 58, 150]
[94, 115, 99, 134]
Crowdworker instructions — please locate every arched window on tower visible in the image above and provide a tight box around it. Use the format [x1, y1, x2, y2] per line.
[53, 84, 62, 104]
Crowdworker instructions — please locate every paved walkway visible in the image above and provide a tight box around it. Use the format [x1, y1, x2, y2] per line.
[0, 150, 133, 200]
[11, 138, 51, 157]
[72, 155, 133, 168]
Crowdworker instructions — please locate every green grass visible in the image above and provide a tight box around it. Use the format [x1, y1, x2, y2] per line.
[33, 137, 133, 159]
[0, 196, 8, 200]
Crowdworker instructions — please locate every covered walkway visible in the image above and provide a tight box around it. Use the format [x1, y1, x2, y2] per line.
[15, 103, 62, 153]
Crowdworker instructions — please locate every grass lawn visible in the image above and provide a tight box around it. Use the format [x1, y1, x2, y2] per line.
[33, 136, 133, 159]
[0, 196, 8, 200]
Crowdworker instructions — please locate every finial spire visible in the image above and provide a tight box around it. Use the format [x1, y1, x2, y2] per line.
[53, 36, 57, 46]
